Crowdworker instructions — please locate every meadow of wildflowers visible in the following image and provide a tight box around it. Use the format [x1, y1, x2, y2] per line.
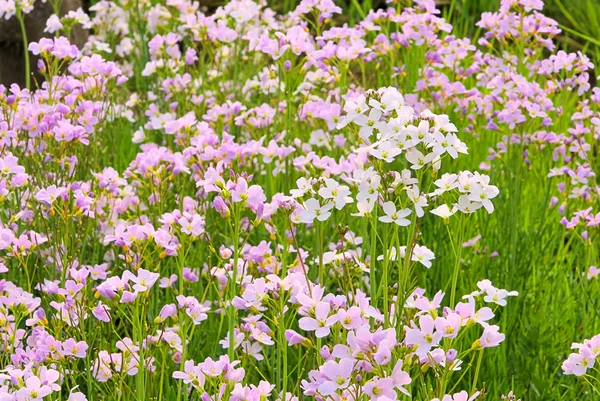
[0, 0, 600, 400]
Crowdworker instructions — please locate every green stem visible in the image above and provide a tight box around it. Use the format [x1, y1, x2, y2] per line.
[382, 224, 393, 328]
[449, 217, 465, 306]
[317, 221, 324, 285]
[16, 10, 31, 90]
[228, 214, 241, 360]
[396, 214, 418, 328]
[471, 349, 484, 394]
[370, 210, 378, 308]
[135, 300, 146, 401]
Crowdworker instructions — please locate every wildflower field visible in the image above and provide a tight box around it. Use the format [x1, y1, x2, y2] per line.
[2, 0, 600, 399]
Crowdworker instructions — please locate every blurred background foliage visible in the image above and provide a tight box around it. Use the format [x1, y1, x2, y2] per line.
[82, 0, 600, 79]
[262, 0, 600, 79]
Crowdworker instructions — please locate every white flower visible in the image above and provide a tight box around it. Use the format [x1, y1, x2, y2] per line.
[395, 169, 418, 187]
[468, 184, 499, 213]
[430, 173, 458, 196]
[351, 167, 377, 184]
[451, 137, 469, 156]
[310, 129, 330, 148]
[132, 128, 146, 144]
[431, 204, 455, 219]
[405, 149, 436, 170]
[337, 95, 369, 129]
[476, 280, 519, 306]
[318, 179, 352, 210]
[407, 185, 428, 217]
[45, 14, 63, 33]
[457, 172, 478, 192]
[432, 113, 457, 132]
[300, 198, 334, 223]
[354, 108, 383, 139]
[454, 195, 483, 214]
[370, 144, 402, 163]
[377, 246, 406, 261]
[291, 177, 314, 198]
[410, 120, 434, 144]
[352, 199, 375, 217]
[379, 201, 411, 226]
[430, 131, 460, 159]
[369, 87, 404, 113]
[357, 174, 380, 203]
[411, 245, 435, 268]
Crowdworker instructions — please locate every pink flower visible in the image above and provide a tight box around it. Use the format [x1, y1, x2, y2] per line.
[405, 315, 442, 356]
[588, 266, 600, 280]
[92, 302, 111, 322]
[155, 304, 176, 323]
[173, 360, 205, 389]
[562, 347, 596, 376]
[337, 306, 362, 330]
[298, 301, 338, 338]
[391, 360, 412, 396]
[431, 391, 481, 401]
[363, 378, 396, 400]
[231, 178, 266, 209]
[434, 313, 461, 339]
[68, 391, 87, 401]
[480, 325, 505, 348]
[16, 376, 52, 401]
[28, 38, 54, 55]
[317, 358, 354, 395]
[62, 338, 88, 358]
[186, 304, 209, 325]
[159, 274, 177, 288]
[285, 330, 308, 346]
[35, 185, 68, 206]
[179, 214, 205, 236]
[123, 268, 160, 293]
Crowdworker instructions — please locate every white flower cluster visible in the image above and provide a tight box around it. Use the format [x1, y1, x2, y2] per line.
[338, 87, 467, 166]
[289, 88, 499, 235]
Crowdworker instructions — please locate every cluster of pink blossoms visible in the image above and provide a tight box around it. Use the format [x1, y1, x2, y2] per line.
[562, 334, 600, 377]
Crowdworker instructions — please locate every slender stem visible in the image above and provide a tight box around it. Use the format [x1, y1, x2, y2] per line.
[16, 10, 31, 90]
[449, 217, 465, 306]
[396, 214, 419, 328]
[471, 349, 484, 394]
[317, 221, 324, 285]
[369, 210, 378, 308]
[158, 347, 167, 401]
[583, 376, 600, 397]
[135, 300, 146, 401]
[176, 238, 188, 401]
[228, 210, 240, 361]
[382, 224, 393, 327]
[287, 215, 312, 296]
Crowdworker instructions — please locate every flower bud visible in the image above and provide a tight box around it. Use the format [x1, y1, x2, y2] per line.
[320, 345, 330, 359]
[213, 196, 231, 218]
[446, 348, 457, 363]
[155, 304, 177, 323]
